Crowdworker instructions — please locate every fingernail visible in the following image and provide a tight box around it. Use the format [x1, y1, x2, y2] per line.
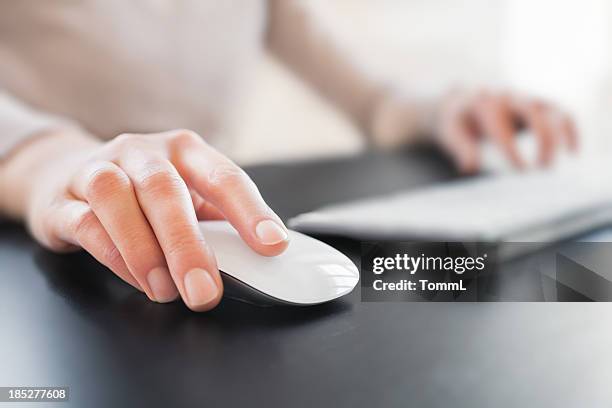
[255, 219, 288, 245]
[184, 268, 219, 308]
[147, 267, 178, 303]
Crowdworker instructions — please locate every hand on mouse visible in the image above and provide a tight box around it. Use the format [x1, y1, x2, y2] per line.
[371, 88, 578, 173]
[0, 129, 289, 311]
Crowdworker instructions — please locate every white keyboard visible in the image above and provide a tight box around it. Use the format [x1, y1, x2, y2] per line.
[289, 158, 612, 246]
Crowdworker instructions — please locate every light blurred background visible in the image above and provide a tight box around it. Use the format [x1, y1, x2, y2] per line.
[225, 0, 612, 165]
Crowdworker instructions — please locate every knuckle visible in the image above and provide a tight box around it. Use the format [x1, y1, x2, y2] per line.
[38, 212, 60, 247]
[37, 219, 68, 252]
[72, 209, 99, 239]
[562, 114, 574, 127]
[105, 133, 146, 156]
[169, 129, 203, 146]
[85, 165, 131, 200]
[136, 165, 186, 197]
[475, 89, 490, 104]
[165, 234, 207, 258]
[205, 164, 249, 195]
[102, 244, 124, 269]
[528, 99, 547, 113]
[112, 133, 137, 147]
[498, 91, 512, 107]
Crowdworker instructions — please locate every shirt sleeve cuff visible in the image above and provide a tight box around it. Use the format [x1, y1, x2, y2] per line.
[0, 92, 80, 161]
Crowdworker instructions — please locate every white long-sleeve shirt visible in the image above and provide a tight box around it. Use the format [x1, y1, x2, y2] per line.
[0, 0, 268, 157]
[0, 0, 419, 161]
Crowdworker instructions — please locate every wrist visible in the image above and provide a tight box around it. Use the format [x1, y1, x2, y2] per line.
[368, 89, 438, 149]
[0, 128, 100, 219]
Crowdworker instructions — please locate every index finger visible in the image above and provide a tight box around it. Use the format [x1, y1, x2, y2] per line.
[476, 94, 526, 169]
[512, 98, 556, 166]
[166, 130, 290, 257]
[117, 148, 223, 311]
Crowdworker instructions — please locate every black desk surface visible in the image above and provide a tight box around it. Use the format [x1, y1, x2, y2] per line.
[1, 148, 611, 407]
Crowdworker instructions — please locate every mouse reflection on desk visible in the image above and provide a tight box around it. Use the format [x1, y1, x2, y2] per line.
[200, 221, 359, 306]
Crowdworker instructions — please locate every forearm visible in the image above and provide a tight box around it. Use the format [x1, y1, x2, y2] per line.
[0, 129, 99, 219]
[266, 0, 382, 130]
[266, 0, 437, 147]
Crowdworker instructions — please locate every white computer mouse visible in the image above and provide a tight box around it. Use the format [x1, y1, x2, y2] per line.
[199, 221, 359, 306]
